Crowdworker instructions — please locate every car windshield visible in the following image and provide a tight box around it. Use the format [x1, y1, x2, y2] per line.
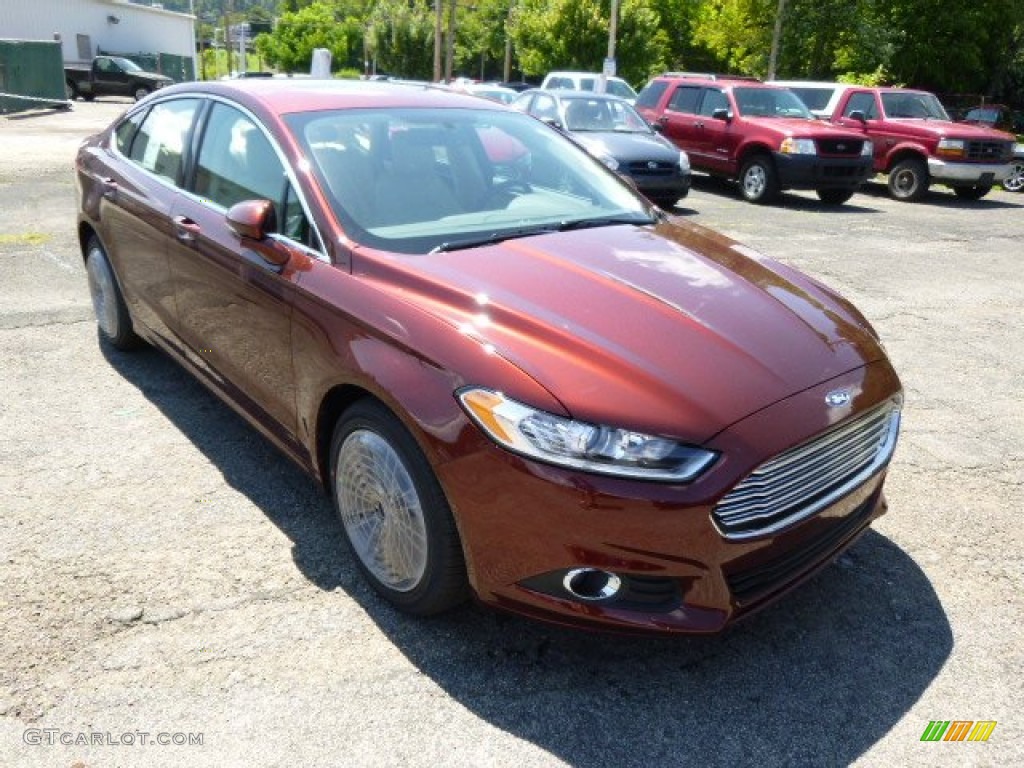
[881, 92, 950, 120]
[964, 107, 998, 124]
[287, 107, 653, 254]
[787, 87, 834, 112]
[563, 98, 651, 133]
[111, 57, 143, 73]
[606, 80, 638, 100]
[733, 88, 813, 119]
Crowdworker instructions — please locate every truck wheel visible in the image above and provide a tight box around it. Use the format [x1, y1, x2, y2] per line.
[953, 185, 992, 201]
[739, 155, 779, 204]
[82, 93, 96, 102]
[817, 189, 854, 205]
[65, 80, 80, 100]
[888, 157, 929, 201]
[1001, 160, 1024, 193]
[133, 86, 152, 102]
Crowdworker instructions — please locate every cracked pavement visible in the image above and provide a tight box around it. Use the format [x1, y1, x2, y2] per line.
[0, 100, 1021, 768]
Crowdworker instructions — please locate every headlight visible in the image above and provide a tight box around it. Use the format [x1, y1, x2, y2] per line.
[779, 137, 817, 155]
[861, 140, 873, 156]
[936, 138, 965, 158]
[678, 151, 691, 172]
[458, 388, 717, 482]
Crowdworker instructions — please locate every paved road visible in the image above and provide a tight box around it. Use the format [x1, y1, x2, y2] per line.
[1, 99, 1021, 767]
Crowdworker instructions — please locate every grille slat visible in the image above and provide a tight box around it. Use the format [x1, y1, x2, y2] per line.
[722, 424, 884, 504]
[965, 140, 1012, 162]
[712, 401, 900, 539]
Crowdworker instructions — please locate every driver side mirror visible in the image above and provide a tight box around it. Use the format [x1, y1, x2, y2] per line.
[847, 110, 867, 123]
[711, 108, 731, 122]
[226, 199, 290, 268]
[540, 116, 565, 132]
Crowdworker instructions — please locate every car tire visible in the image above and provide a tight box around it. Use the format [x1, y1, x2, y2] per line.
[330, 399, 468, 616]
[85, 236, 141, 350]
[952, 184, 992, 201]
[739, 155, 779, 204]
[133, 86, 151, 102]
[817, 189, 855, 205]
[1001, 160, 1024, 192]
[887, 157, 929, 201]
[65, 80, 80, 100]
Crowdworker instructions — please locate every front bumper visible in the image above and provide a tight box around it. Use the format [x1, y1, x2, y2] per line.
[439, 360, 902, 634]
[630, 169, 691, 202]
[927, 158, 1012, 184]
[772, 152, 874, 190]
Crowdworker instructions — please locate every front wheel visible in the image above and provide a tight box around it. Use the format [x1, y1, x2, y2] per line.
[739, 156, 779, 204]
[85, 237, 141, 350]
[1001, 160, 1024, 192]
[330, 400, 468, 616]
[817, 188, 855, 205]
[952, 184, 992, 201]
[887, 157, 929, 201]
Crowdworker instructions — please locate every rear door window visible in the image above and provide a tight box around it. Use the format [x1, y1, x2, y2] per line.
[128, 98, 201, 185]
[667, 86, 701, 115]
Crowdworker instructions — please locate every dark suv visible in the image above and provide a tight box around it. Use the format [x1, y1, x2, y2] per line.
[636, 74, 874, 204]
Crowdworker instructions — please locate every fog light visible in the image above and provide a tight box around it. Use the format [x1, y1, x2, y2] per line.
[562, 568, 622, 601]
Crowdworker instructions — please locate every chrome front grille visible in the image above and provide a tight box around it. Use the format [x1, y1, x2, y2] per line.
[713, 399, 901, 540]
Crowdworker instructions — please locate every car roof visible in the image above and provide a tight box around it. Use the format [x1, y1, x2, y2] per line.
[151, 78, 507, 116]
[651, 74, 777, 88]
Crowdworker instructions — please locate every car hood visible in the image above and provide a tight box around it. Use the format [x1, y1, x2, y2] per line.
[892, 119, 1016, 141]
[743, 117, 866, 139]
[572, 131, 681, 164]
[354, 219, 886, 442]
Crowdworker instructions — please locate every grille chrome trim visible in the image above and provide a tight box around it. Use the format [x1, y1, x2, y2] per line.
[713, 399, 901, 540]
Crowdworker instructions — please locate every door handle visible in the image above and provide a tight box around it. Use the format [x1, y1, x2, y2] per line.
[101, 177, 118, 200]
[173, 215, 201, 243]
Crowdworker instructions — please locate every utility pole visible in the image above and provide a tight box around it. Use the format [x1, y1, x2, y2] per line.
[767, 0, 786, 80]
[445, 0, 456, 82]
[600, 0, 619, 93]
[434, 0, 442, 81]
[503, 3, 514, 82]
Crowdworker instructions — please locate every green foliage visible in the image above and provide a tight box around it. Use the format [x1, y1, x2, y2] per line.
[366, 0, 435, 79]
[511, 0, 667, 86]
[255, 1, 353, 73]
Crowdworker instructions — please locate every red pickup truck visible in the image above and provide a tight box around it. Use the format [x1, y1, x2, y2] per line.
[635, 74, 874, 204]
[828, 86, 1017, 201]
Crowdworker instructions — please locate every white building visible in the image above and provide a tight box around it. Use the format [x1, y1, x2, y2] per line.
[0, 0, 196, 69]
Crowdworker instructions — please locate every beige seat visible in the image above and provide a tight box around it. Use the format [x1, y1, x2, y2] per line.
[371, 130, 461, 227]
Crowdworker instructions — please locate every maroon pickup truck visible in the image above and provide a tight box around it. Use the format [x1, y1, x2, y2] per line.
[829, 86, 1016, 201]
[635, 74, 874, 204]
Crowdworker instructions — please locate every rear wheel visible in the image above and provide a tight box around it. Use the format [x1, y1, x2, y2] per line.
[1001, 160, 1024, 192]
[739, 155, 779, 204]
[817, 188, 855, 205]
[133, 85, 151, 102]
[330, 400, 468, 616]
[85, 237, 141, 350]
[65, 80, 80, 100]
[952, 184, 992, 201]
[887, 157, 929, 201]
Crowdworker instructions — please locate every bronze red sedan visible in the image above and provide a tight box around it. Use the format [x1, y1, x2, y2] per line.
[76, 80, 902, 634]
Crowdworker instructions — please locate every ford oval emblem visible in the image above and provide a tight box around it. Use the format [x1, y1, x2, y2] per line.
[837, 143, 846, 151]
[825, 389, 851, 407]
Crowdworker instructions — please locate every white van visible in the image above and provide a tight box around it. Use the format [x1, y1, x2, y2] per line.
[769, 80, 851, 119]
[540, 71, 638, 102]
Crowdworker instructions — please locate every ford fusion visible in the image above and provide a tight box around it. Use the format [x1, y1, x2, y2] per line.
[75, 80, 902, 634]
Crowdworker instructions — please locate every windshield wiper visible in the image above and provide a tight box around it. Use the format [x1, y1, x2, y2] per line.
[430, 226, 560, 253]
[555, 214, 655, 231]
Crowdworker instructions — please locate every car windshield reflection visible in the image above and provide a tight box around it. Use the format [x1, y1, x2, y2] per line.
[286, 108, 652, 254]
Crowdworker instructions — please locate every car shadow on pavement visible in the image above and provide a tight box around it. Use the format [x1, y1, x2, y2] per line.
[857, 180, 1024, 208]
[690, 174, 883, 213]
[103, 339, 951, 768]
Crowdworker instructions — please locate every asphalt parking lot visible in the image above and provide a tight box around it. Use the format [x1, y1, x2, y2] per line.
[1, 98, 1021, 768]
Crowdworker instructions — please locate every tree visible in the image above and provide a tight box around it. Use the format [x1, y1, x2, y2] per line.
[255, 1, 352, 73]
